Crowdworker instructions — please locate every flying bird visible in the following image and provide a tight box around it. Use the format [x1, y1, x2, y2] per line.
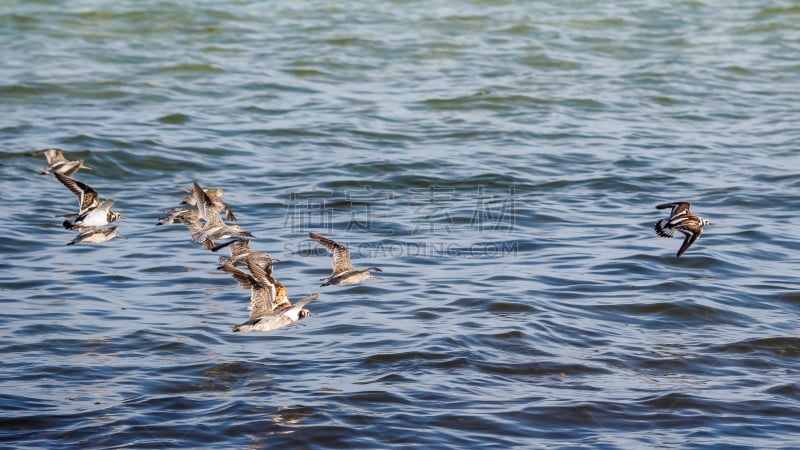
[654, 202, 711, 257]
[53, 172, 122, 230]
[190, 181, 252, 250]
[219, 260, 317, 332]
[309, 232, 382, 286]
[31, 148, 91, 176]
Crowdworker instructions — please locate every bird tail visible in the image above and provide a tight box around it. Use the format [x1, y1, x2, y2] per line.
[654, 220, 673, 238]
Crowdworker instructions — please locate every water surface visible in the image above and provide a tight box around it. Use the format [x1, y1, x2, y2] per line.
[1, 1, 799, 448]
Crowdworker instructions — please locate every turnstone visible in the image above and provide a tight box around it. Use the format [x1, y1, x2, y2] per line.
[31, 148, 92, 176]
[219, 260, 318, 332]
[190, 182, 253, 250]
[309, 232, 383, 286]
[64, 198, 122, 229]
[180, 185, 237, 222]
[54, 172, 123, 229]
[654, 202, 711, 258]
[67, 226, 125, 245]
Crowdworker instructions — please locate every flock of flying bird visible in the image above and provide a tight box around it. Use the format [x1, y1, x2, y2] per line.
[155, 181, 383, 332]
[30, 148, 713, 331]
[32, 148, 124, 245]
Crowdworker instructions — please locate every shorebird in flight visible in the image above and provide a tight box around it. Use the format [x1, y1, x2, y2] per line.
[219, 260, 317, 332]
[309, 232, 382, 286]
[67, 226, 125, 245]
[219, 259, 289, 310]
[654, 202, 711, 258]
[157, 207, 200, 226]
[54, 172, 123, 230]
[213, 239, 275, 272]
[232, 294, 317, 332]
[31, 148, 91, 176]
[180, 185, 237, 222]
[190, 181, 252, 250]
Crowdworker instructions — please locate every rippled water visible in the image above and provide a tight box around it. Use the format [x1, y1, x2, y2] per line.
[2, 1, 799, 448]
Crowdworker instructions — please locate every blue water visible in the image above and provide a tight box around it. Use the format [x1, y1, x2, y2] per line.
[1, 1, 799, 448]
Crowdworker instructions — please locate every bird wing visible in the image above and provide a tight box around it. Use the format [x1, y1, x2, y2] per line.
[95, 198, 117, 212]
[290, 292, 318, 310]
[246, 259, 284, 307]
[228, 239, 252, 258]
[676, 225, 702, 258]
[223, 204, 237, 222]
[218, 264, 276, 318]
[206, 192, 237, 222]
[193, 181, 223, 226]
[54, 172, 99, 214]
[245, 264, 283, 319]
[183, 218, 204, 233]
[218, 264, 258, 290]
[248, 284, 276, 319]
[240, 253, 274, 274]
[656, 202, 692, 221]
[310, 232, 354, 273]
[32, 148, 67, 164]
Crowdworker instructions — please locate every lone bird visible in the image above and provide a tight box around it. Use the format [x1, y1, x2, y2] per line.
[654, 202, 711, 257]
[309, 232, 382, 286]
[31, 148, 91, 176]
